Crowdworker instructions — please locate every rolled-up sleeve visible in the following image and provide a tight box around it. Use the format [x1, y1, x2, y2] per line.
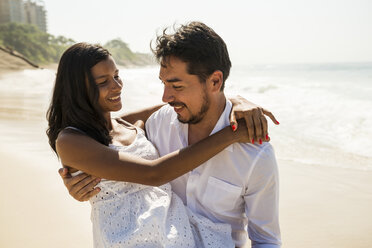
[244, 144, 281, 248]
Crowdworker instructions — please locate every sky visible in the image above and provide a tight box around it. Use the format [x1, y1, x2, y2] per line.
[42, 0, 372, 65]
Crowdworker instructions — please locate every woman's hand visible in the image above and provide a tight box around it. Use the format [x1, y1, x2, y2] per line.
[229, 95, 279, 144]
[232, 119, 252, 144]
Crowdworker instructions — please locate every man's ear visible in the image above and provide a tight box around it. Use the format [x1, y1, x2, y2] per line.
[207, 70, 223, 92]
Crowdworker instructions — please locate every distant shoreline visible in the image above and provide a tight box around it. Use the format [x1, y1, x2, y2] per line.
[0, 46, 156, 75]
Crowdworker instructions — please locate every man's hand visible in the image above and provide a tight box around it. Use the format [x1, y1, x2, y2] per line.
[230, 95, 279, 144]
[58, 167, 101, 202]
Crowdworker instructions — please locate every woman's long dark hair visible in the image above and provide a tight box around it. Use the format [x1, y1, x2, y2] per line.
[46, 42, 112, 154]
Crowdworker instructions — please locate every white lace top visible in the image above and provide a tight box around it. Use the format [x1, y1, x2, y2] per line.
[67, 126, 233, 248]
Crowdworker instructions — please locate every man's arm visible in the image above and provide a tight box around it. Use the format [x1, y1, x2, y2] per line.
[58, 168, 101, 201]
[244, 144, 281, 248]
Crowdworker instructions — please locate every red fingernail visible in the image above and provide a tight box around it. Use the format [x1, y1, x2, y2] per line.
[266, 134, 269, 140]
[232, 124, 236, 131]
[259, 139, 262, 144]
[276, 121, 280, 125]
[251, 138, 255, 144]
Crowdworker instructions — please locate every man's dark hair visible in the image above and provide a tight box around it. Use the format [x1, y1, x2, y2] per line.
[152, 21, 231, 91]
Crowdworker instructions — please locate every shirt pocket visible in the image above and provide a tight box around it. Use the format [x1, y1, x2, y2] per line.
[201, 176, 242, 213]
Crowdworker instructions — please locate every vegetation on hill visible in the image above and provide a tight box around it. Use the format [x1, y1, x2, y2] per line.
[0, 22, 154, 66]
[104, 38, 155, 66]
[0, 23, 74, 64]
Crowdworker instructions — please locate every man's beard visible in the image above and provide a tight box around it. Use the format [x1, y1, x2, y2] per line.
[173, 93, 210, 125]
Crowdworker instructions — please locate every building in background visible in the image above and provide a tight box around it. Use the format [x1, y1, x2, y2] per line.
[0, 0, 47, 32]
[24, 0, 47, 32]
[0, 0, 25, 23]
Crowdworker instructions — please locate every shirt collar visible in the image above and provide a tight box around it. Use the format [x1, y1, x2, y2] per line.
[209, 99, 234, 152]
[171, 99, 233, 152]
[210, 99, 232, 136]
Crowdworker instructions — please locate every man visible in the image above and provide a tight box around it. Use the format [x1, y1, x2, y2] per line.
[61, 22, 281, 247]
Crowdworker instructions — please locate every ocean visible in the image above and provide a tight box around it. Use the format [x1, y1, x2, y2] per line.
[0, 62, 371, 171]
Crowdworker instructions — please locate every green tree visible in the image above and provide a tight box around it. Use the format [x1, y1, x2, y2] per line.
[104, 38, 155, 66]
[48, 35, 76, 61]
[0, 23, 154, 66]
[0, 22, 75, 64]
[104, 38, 136, 66]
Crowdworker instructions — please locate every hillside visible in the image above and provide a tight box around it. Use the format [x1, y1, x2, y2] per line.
[0, 23, 156, 73]
[0, 46, 38, 74]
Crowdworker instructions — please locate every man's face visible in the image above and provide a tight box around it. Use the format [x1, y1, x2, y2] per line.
[159, 56, 210, 124]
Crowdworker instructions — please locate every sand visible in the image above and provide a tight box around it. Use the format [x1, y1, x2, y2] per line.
[279, 160, 372, 247]
[0, 145, 93, 248]
[1, 141, 372, 248]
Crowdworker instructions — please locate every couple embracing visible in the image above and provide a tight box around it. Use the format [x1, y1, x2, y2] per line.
[47, 22, 281, 247]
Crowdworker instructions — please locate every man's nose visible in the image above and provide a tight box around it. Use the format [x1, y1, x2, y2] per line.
[162, 86, 174, 103]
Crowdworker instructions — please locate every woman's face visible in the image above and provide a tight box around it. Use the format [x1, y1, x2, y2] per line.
[91, 56, 123, 114]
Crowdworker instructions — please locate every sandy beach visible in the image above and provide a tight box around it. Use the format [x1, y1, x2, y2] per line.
[1, 145, 372, 248]
[279, 160, 372, 247]
[1, 66, 372, 248]
[0, 144, 93, 248]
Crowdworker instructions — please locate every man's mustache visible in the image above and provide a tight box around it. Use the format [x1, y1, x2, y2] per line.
[169, 102, 186, 108]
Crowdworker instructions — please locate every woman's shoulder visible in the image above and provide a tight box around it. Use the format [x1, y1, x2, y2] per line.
[57, 127, 86, 141]
[56, 127, 93, 151]
[56, 127, 107, 166]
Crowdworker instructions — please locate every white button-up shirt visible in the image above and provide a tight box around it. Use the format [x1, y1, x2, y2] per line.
[145, 99, 281, 248]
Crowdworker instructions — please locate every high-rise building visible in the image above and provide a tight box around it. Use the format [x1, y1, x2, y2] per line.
[24, 0, 47, 32]
[0, 0, 47, 32]
[0, 0, 25, 23]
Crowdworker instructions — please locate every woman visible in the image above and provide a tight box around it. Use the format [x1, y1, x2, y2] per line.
[47, 43, 255, 247]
